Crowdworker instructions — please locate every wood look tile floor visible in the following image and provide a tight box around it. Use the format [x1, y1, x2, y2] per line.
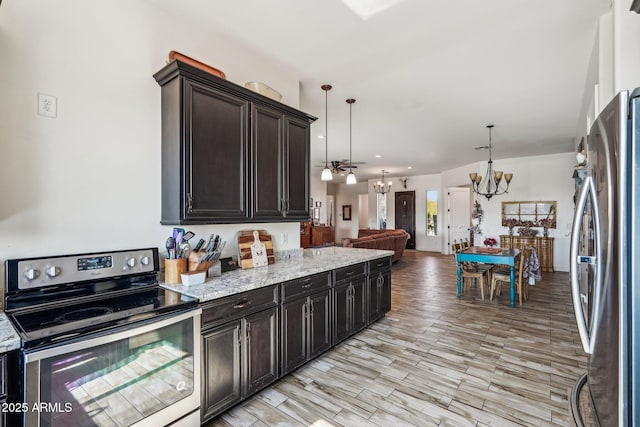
[204, 250, 587, 427]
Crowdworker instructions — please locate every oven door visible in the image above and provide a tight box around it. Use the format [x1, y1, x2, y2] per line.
[23, 308, 201, 427]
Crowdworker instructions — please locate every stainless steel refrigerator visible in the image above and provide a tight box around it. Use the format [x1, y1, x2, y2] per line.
[570, 87, 640, 426]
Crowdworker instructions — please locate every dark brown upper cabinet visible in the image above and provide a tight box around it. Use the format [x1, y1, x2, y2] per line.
[154, 60, 315, 225]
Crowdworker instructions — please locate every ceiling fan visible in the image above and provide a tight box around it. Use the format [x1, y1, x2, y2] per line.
[318, 160, 364, 174]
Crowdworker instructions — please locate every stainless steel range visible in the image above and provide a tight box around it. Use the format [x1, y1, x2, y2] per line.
[4, 248, 201, 427]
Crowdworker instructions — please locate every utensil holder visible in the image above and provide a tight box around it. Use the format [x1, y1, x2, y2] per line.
[164, 258, 187, 284]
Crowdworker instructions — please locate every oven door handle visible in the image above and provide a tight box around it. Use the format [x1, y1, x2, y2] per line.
[24, 308, 202, 363]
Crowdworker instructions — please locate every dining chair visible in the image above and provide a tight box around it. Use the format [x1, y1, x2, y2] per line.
[490, 247, 529, 306]
[455, 240, 493, 300]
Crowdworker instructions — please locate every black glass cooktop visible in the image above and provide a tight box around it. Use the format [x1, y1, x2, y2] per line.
[8, 285, 197, 349]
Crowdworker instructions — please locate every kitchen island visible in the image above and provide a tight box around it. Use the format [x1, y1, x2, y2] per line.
[160, 246, 393, 301]
[161, 246, 394, 423]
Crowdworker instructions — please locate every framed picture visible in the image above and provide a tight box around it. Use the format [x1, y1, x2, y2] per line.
[342, 205, 352, 221]
[315, 201, 322, 207]
[313, 207, 321, 220]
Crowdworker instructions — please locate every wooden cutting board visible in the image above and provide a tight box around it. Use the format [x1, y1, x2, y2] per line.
[237, 230, 275, 269]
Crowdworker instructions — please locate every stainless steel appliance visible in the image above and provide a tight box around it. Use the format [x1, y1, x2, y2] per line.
[4, 248, 202, 427]
[570, 88, 640, 426]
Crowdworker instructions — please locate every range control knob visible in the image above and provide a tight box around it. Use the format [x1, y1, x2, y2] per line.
[126, 258, 137, 268]
[140, 256, 150, 266]
[46, 266, 60, 278]
[24, 268, 40, 281]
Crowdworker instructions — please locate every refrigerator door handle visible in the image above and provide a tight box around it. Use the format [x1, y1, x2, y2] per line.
[570, 176, 601, 354]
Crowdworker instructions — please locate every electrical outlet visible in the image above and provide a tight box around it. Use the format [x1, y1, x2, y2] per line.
[38, 93, 57, 118]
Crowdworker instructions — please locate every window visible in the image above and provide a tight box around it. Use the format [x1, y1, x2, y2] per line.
[426, 190, 438, 236]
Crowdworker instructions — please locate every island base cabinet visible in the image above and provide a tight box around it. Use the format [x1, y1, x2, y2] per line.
[201, 307, 278, 423]
[333, 276, 367, 345]
[281, 290, 331, 375]
[368, 268, 392, 323]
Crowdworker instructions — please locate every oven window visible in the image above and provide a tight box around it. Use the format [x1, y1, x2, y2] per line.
[38, 318, 195, 426]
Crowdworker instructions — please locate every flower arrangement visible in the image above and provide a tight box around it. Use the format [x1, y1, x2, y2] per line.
[538, 218, 556, 237]
[504, 218, 518, 235]
[483, 237, 497, 247]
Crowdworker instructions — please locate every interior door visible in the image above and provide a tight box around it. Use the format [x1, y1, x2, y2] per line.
[394, 191, 415, 249]
[447, 187, 470, 253]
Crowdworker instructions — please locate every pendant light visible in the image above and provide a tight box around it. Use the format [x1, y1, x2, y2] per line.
[320, 84, 333, 181]
[346, 98, 357, 184]
[468, 125, 513, 200]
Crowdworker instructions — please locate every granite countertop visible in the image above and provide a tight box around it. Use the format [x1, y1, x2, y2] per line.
[161, 246, 394, 302]
[0, 312, 21, 353]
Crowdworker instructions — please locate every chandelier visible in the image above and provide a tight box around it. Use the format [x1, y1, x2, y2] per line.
[320, 84, 333, 181]
[373, 170, 392, 194]
[468, 125, 513, 200]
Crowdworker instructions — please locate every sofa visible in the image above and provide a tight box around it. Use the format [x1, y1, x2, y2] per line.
[342, 229, 410, 262]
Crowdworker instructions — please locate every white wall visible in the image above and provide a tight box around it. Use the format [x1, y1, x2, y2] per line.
[334, 182, 367, 241]
[0, 1, 307, 291]
[613, 0, 640, 93]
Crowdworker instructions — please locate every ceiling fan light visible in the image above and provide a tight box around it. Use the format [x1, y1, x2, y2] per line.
[321, 167, 333, 181]
[346, 171, 357, 185]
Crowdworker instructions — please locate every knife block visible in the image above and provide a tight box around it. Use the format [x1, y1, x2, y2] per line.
[188, 251, 213, 272]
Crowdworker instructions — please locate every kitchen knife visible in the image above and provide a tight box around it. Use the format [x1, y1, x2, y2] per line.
[193, 238, 206, 252]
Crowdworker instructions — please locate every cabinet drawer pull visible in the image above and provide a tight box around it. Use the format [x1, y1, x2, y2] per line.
[233, 300, 251, 309]
[302, 283, 313, 289]
[346, 271, 354, 276]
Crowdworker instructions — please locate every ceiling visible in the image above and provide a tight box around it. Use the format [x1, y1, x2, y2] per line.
[149, 0, 611, 183]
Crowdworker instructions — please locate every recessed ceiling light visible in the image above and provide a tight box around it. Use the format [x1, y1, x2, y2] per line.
[340, 173, 345, 176]
[318, 135, 325, 139]
[408, 166, 412, 169]
[375, 154, 381, 158]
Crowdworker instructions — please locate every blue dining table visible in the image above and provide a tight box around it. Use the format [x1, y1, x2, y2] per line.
[455, 247, 521, 307]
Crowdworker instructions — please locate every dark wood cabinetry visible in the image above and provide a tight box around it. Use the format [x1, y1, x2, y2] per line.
[280, 273, 331, 375]
[368, 257, 392, 323]
[200, 286, 279, 423]
[333, 263, 368, 344]
[154, 60, 315, 225]
[199, 257, 393, 422]
[251, 106, 310, 221]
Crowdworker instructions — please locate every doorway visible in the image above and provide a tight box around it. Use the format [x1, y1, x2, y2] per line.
[395, 191, 415, 249]
[447, 187, 470, 254]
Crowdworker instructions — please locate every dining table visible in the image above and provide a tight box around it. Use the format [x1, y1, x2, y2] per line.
[455, 246, 521, 307]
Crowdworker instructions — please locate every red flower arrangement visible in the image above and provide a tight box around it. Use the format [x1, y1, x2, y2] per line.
[483, 237, 497, 247]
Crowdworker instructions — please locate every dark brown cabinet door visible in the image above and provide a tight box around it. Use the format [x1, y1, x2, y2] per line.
[284, 116, 310, 219]
[308, 290, 331, 358]
[251, 108, 311, 221]
[352, 277, 367, 333]
[368, 269, 391, 323]
[160, 77, 250, 224]
[244, 307, 279, 396]
[281, 298, 307, 375]
[186, 81, 250, 222]
[252, 104, 284, 220]
[281, 290, 330, 375]
[333, 281, 351, 345]
[202, 320, 242, 421]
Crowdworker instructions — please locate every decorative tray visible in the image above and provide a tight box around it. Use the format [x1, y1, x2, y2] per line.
[476, 247, 502, 254]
